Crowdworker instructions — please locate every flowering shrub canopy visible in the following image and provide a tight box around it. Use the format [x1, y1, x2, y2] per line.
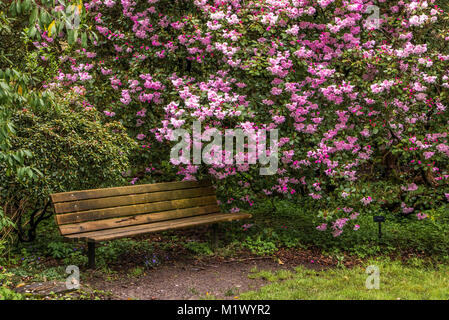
[14, 0, 449, 236]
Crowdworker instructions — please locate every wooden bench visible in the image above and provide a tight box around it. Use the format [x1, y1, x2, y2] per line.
[50, 180, 251, 268]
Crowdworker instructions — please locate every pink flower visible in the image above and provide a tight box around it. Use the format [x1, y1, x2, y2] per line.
[402, 183, 418, 192]
[332, 229, 343, 237]
[349, 212, 359, 220]
[401, 202, 414, 214]
[424, 151, 434, 159]
[136, 108, 147, 117]
[309, 193, 322, 200]
[104, 110, 116, 117]
[272, 115, 285, 124]
[271, 87, 283, 95]
[360, 197, 373, 205]
[104, 0, 116, 8]
[416, 213, 428, 220]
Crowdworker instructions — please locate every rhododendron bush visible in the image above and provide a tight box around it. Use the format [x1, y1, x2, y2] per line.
[19, 0, 449, 237]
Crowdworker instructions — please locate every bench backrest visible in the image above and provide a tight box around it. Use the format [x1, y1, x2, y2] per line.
[50, 180, 220, 237]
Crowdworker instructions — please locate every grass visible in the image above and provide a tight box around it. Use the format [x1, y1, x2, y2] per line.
[240, 258, 449, 300]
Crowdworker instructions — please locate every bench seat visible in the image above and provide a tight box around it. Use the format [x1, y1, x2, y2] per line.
[63, 212, 251, 242]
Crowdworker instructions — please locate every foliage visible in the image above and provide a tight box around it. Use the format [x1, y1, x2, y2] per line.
[217, 198, 449, 259]
[0, 266, 23, 300]
[1, 1, 59, 244]
[1, 0, 449, 255]
[242, 236, 278, 256]
[128, 266, 144, 278]
[0, 66, 43, 246]
[9, 0, 446, 236]
[8, 104, 137, 201]
[0, 99, 136, 242]
[184, 241, 214, 256]
[0, 1, 137, 246]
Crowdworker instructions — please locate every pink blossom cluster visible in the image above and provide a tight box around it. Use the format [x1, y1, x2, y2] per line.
[44, 0, 449, 237]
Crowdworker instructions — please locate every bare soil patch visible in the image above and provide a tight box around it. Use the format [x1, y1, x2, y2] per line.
[85, 246, 361, 300]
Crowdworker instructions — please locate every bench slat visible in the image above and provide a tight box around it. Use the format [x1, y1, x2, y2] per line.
[59, 204, 221, 235]
[54, 186, 215, 214]
[65, 212, 252, 242]
[50, 180, 211, 203]
[55, 195, 218, 225]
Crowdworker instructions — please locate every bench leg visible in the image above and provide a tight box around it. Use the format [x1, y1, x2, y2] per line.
[87, 242, 96, 269]
[211, 224, 219, 249]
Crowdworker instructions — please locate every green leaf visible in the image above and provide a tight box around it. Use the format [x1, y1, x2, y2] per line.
[23, 0, 31, 12]
[29, 7, 39, 24]
[28, 25, 37, 38]
[90, 31, 98, 42]
[16, 0, 22, 15]
[67, 29, 78, 45]
[8, 1, 16, 16]
[67, 29, 74, 45]
[81, 32, 87, 48]
[39, 9, 49, 26]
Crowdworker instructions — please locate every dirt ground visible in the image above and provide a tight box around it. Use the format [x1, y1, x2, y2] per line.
[88, 258, 283, 300]
[85, 247, 358, 300]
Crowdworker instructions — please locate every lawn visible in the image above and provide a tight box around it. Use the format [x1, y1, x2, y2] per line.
[241, 259, 449, 300]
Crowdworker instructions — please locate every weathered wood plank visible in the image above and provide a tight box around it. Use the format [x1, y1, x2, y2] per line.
[54, 187, 216, 214]
[50, 180, 211, 203]
[65, 212, 252, 242]
[59, 204, 221, 235]
[56, 195, 218, 225]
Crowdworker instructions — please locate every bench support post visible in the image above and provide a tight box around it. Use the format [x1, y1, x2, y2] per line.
[87, 241, 96, 269]
[211, 224, 219, 249]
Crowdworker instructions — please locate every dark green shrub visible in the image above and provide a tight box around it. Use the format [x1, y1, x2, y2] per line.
[1, 104, 137, 241]
[9, 105, 137, 197]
